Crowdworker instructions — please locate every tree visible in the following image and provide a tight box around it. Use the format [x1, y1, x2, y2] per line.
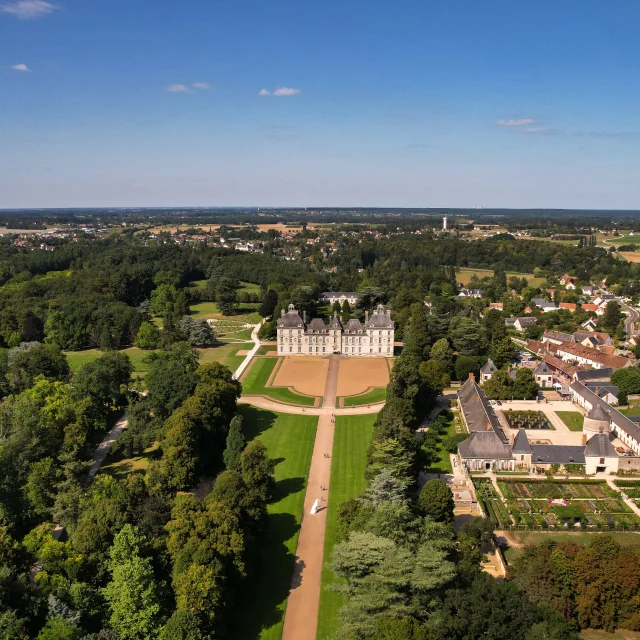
[512, 368, 539, 400]
[341, 299, 351, 314]
[216, 278, 238, 315]
[429, 338, 453, 367]
[611, 367, 640, 395]
[159, 612, 207, 640]
[6, 342, 70, 392]
[223, 416, 245, 470]
[258, 290, 278, 318]
[134, 322, 161, 349]
[417, 479, 454, 523]
[454, 356, 479, 382]
[418, 359, 450, 395]
[240, 440, 276, 504]
[360, 469, 407, 507]
[37, 617, 82, 640]
[179, 316, 216, 347]
[600, 301, 623, 334]
[483, 369, 513, 400]
[490, 337, 516, 368]
[450, 317, 483, 356]
[102, 525, 163, 640]
[74, 351, 133, 412]
[26, 457, 60, 518]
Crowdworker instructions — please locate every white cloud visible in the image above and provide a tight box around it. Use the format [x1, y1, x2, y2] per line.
[192, 82, 211, 89]
[495, 118, 536, 127]
[523, 127, 552, 134]
[273, 86, 300, 96]
[11, 63, 31, 72]
[166, 84, 191, 93]
[0, 0, 56, 19]
[259, 86, 300, 97]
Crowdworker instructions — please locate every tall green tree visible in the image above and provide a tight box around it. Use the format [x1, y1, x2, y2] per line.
[102, 525, 163, 640]
[223, 416, 245, 470]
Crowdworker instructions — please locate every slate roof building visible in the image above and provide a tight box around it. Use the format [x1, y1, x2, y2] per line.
[457, 378, 620, 473]
[277, 303, 394, 356]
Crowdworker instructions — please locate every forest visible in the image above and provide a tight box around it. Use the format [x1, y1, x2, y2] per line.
[0, 224, 639, 637]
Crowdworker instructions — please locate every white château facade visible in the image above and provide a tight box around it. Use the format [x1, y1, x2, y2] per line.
[277, 304, 394, 356]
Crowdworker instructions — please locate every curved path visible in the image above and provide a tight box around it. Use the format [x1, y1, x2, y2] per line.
[238, 395, 383, 416]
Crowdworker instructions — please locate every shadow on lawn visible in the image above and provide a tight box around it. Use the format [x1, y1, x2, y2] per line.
[239, 405, 278, 440]
[230, 511, 301, 639]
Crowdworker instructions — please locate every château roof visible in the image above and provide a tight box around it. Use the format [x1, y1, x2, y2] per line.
[365, 304, 394, 329]
[584, 433, 618, 459]
[328, 313, 343, 330]
[512, 429, 533, 454]
[277, 305, 304, 329]
[344, 318, 364, 333]
[307, 318, 328, 333]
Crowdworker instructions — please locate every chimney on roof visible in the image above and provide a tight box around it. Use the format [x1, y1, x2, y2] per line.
[281, 309, 285, 317]
[365, 310, 369, 322]
[303, 310, 307, 323]
[340, 316, 343, 323]
[469, 372, 475, 382]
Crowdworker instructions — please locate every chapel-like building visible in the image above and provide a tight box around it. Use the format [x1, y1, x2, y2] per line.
[276, 304, 394, 356]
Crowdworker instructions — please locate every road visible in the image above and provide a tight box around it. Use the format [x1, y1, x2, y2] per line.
[618, 299, 639, 342]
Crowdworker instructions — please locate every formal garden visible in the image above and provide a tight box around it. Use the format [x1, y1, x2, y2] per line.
[614, 480, 640, 507]
[503, 410, 554, 430]
[475, 478, 640, 529]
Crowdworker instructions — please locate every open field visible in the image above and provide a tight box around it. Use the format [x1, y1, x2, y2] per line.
[65, 342, 247, 377]
[189, 279, 261, 295]
[336, 357, 390, 396]
[556, 411, 585, 431]
[241, 357, 318, 406]
[231, 406, 317, 640]
[65, 347, 155, 374]
[273, 356, 329, 397]
[317, 414, 376, 640]
[454, 267, 546, 288]
[620, 252, 640, 263]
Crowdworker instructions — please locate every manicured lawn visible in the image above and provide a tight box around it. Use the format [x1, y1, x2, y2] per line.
[556, 411, 585, 431]
[339, 386, 387, 407]
[317, 414, 376, 640]
[66, 343, 246, 377]
[191, 302, 262, 323]
[239, 281, 261, 295]
[454, 267, 546, 288]
[424, 415, 457, 474]
[231, 406, 318, 640]
[65, 347, 156, 374]
[198, 342, 246, 373]
[241, 358, 318, 406]
[190, 301, 221, 317]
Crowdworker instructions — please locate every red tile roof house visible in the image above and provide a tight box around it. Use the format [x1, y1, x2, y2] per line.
[559, 302, 577, 312]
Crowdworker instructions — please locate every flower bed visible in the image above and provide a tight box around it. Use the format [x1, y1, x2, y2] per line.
[614, 480, 640, 499]
[503, 410, 554, 430]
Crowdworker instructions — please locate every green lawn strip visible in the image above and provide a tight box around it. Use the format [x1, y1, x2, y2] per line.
[66, 343, 245, 376]
[238, 281, 261, 294]
[65, 347, 156, 374]
[190, 302, 261, 322]
[317, 414, 376, 640]
[339, 387, 387, 407]
[556, 411, 585, 431]
[424, 416, 456, 474]
[241, 358, 317, 406]
[232, 406, 318, 640]
[256, 344, 277, 355]
[98, 442, 160, 480]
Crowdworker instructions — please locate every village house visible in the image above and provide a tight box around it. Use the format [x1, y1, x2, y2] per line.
[319, 291, 359, 306]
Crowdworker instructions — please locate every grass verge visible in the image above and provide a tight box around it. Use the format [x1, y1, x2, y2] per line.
[231, 406, 318, 640]
[339, 387, 387, 407]
[317, 413, 376, 640]
[556, 411, 585, 431]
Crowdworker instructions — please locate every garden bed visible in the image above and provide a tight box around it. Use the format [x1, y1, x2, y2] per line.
[503, 410, 554, 430]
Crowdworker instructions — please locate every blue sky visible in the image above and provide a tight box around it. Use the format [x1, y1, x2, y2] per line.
[1, 0, 639, 209]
